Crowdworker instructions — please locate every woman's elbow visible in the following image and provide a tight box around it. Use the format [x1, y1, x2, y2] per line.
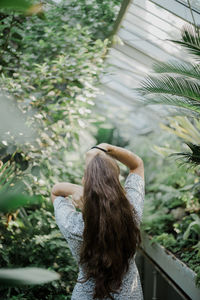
[129, 157, 144, 172]
[138, 157, 144, 166]
[51, 184, 60, 203]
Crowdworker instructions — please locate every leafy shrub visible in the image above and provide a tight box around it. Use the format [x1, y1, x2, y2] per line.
[0, 0, 122, 71]
[142, 207, 175, 236]
[0, 20, 108, 196]
[151, 233, 177, 250]
[0, 206, 78, 299]
[129, 133, 200, 286]
[50, 0, 122, 40]
[0, 0, 120, 298]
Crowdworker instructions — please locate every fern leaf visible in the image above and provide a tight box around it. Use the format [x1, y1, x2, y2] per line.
[138, 75, 200, 102]
[138, 94, 200, 114]
[171, 25, 200, 60]
[153, 61, 200, 81]
[169, 142, 200, 166]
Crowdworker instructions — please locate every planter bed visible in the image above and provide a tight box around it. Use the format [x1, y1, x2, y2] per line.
[140, 232, 200, 300]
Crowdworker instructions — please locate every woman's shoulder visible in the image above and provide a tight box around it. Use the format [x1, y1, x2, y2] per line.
[124, 172, 145, 194]
[53, 196, 84, 241]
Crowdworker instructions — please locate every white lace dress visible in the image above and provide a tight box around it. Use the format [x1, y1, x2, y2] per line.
[53, 173, 145, 300]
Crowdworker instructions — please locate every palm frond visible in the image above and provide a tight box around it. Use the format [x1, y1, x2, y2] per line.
[138, 94, 200, 115]
[171, 25, 200, 60]
[138, 75, 200, 102]
[160, 116, 200, 144]
[194, 118, 200, 131]
[153, 61, 200, 81]
[166, 107, 200, 119]
[169, 142, 200, 166]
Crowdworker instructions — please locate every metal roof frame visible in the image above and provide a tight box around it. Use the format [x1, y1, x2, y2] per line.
[150, 0, 200, 25]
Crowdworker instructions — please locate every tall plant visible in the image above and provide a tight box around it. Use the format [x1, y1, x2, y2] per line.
[134, 24, 200, 286]
[138, 26, 200, 114]
[137, 25, 200, 166]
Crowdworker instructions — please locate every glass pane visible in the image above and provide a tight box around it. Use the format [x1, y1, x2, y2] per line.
[181, 0, 200, 11]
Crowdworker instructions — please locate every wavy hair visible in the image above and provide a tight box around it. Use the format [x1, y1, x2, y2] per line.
[78, 152, 141, 299]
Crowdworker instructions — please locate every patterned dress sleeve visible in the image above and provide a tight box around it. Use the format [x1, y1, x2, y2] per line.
[53, 196, 84, 241]
[124, 173, 145, 224]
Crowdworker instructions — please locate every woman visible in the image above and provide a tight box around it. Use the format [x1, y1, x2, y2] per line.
[51, 143, 145, 300]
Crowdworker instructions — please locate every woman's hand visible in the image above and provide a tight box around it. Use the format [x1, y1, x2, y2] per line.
[96, 143, 144, 178]
[97, 144, 144, 179]
[96, 143, 111, 152]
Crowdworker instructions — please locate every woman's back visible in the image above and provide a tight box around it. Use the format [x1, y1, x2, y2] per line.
[53, 172, 145, 300]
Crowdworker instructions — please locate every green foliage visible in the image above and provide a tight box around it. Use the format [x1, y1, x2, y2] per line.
[0, 12, 23, 69]
[95, 123, 129, 148]
[142, 209, 175, 236]
[151, 233, 177, 250]
[0, 0, 122, 71]
[137, 25, 200, 168]
[153, 60, 200, 80]
[137, 25, 200, 116]
[0, 0, 122, 297]
[0, 0, 34, 11]
[0, 267, 60, 287]
[0, 160, 60, 290]
[142, 160, 200, 285]
[172, 25, 200, 60]
[0, 207, 78, 298]
[139, 75, 200, 102]
[0, 0, 45, 69]
[131, 133, 200, 286]
[153, 116, 200, 169]
[196, 266, 200, 288]
[0, 14, 109, 198]
[135, 23, 200, 287]
[0, 194, 42, 212]
[170, 142, 200, 167]
[55, 0, 122, 39]
[0, 162, 15, 193]
[183, 213, 200, 240]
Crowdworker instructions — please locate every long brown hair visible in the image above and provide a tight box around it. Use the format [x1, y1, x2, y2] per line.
[79, 152, 141, 299]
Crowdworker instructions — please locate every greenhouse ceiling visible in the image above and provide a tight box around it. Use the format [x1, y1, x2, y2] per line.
[96, 0, 200, 135]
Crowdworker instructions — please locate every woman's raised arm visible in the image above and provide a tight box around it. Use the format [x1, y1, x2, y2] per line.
[51, 183, 83, 209]
[97, 143, 144, 179]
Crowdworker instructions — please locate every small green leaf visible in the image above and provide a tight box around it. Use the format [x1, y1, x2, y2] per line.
[0, 267, 60, 286]
[0, 0, 32, 10]
[0, 194, 42, 212]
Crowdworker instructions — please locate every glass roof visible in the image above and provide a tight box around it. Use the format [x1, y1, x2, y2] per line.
[95, 0, 200, 136]
[151, 0, 200, 24]
[181, 0, 200, 12]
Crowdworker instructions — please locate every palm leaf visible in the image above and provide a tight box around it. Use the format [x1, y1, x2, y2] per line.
[138, 75, 200, 102]
[0, 194, 42, 212]
[0, 267, 60, 286]
[153, 145, 177, 157]
[0, 167, 14, 187]
[171, 25, 200, 60]
[138, 93, 200, 113]
[169, 142, 200, 166]
[160, 116, 200, 144]
[0, 161, 9, 174]
[194, 118, 200, 131]
[153, 61, 200, 81]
